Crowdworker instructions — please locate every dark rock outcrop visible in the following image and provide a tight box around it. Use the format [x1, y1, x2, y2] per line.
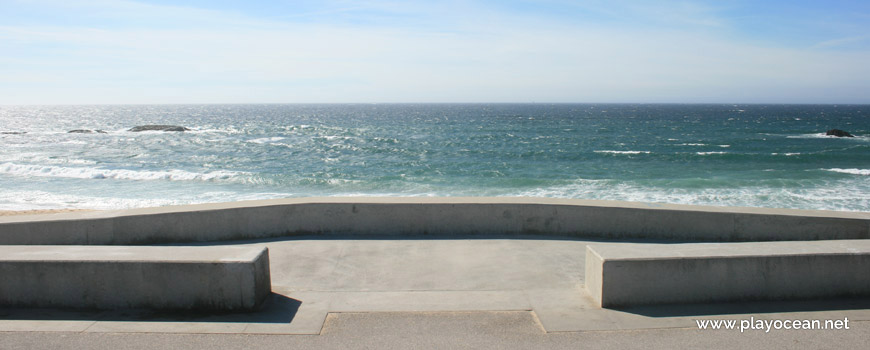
[68, 129, 108, 134]
[129, 125, 190, 132]
[826, 129, 854, 138]
[1, 131, 26, 135]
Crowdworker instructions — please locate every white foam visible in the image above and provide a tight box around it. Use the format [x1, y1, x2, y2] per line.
[316, 135, 356, 141]
[188, 126, 245, 135]
[509, 177, 870, 212]
[680, 143, 707, 146]
[248, 137, 286, 144]
[787, 133, 868, 140]
[0, 190, 297, 211]
[0, 162, 245, 182]
[771, 153, 801, 156]
[824, 168, 870, 176]
[0, 154, 97, 165]
[60, 140, 88, 145]
[787, 133, 828, 139]
[594, 150, 651, 155]
[696, 151, 727, 155]
[0, 190, 184, 211]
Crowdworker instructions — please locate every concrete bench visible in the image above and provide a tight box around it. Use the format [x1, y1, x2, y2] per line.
[585, 240, 870, 307]
[0, 246, 271, 311]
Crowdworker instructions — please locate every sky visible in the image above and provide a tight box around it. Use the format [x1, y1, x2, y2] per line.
[1, 0, 869, 104]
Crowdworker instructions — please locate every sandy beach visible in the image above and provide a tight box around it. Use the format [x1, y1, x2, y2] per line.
[0, 209, 95, 217]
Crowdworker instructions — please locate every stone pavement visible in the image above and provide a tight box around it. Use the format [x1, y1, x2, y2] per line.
[2, 311, 868, 350]
[2, 235, 869, 348]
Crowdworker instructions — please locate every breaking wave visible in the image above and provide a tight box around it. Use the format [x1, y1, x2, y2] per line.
[593, 150, 651, 155]
[824, 168, 870, 176]
[511, 178, 870, 212]
[0, 162, 245, 182]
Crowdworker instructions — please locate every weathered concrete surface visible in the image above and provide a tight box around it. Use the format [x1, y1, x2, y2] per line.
[586, 240, 870, 307]
[4, 313, 868, 350]
[4, 237, 869, 336]
[0, 197, 868, 245]
[0, 246, 271, 311]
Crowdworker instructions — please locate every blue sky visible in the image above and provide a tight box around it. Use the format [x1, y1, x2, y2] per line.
[1, 0, 869, 104]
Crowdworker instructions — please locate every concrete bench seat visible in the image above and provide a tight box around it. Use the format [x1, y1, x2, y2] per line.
[585, 240, 870, 307]
[0, 246, 271, 311]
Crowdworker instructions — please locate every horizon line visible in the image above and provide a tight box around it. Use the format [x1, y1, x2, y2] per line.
[3, 102, 870, 107]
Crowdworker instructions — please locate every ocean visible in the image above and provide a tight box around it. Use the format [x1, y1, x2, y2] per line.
[1, 104, 868, 212]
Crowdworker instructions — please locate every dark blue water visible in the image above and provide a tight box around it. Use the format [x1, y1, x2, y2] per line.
[1, 104, 867, 211]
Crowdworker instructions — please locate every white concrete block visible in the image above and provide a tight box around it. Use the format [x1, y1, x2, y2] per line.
[0, 246, 271, 310]
[585, 240, 870, 307]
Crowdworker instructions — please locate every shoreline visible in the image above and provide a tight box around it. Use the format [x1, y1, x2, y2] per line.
[0, 209, 96, 217]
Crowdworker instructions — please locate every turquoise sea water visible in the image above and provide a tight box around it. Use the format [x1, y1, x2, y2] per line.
[1, 104, 868, 211]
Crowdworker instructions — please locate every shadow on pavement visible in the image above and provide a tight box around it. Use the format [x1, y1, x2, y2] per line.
[0, 292, 300, 324]
[617, 297, 870, 317]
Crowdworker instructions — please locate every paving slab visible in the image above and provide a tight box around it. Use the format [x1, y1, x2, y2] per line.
[2, 312, 868, 350]
[325, 291, 531, 312]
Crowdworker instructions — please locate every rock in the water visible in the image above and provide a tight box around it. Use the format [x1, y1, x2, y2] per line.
[1, 131, 26, 135]
[129, 125, 190, 132]
[68, 129, 108, 134]
[826, 129, 854, 137]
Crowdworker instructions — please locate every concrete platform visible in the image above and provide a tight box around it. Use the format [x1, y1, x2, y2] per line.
[2, 236, 869, 337]
[1, 196, 868, 349]
[585, 240, 870, 307]
[0, 246, 271, 311]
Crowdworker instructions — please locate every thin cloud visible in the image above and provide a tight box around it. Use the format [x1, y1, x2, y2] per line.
[813, 35, 870, 49]
[0, 0, 868, 104]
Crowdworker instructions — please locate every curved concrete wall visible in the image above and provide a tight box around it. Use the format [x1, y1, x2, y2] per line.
[0, 197, 868, 245]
